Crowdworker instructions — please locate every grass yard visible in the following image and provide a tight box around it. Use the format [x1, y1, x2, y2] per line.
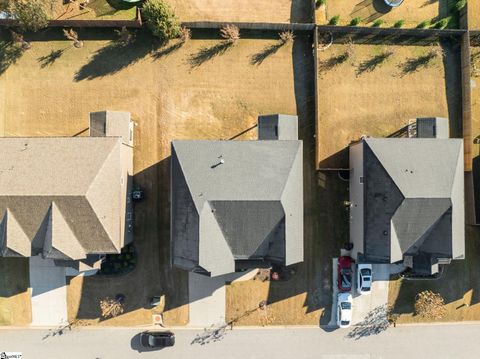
[316, 41, 461, 169]
[0, 258, 31, 326]
[0, 28, 311, 326]
[468, 0, 480, 29]
[166, 0, 312, 23]
[50, 0, 137, 21]
[388, 226, 480, 323]
[316, 0, 453, 28]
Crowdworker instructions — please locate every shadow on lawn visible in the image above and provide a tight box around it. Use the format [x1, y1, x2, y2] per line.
[74, 32, 155, 81]
[250, 41, 283, 65]
[188, 41, 233, 68]
[38, 49, 66, 68]
[0, 41, 25, 75]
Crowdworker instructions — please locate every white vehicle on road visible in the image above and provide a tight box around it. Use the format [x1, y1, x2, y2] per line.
[357, 264, 373, 295]
[336, 292, 353, 328]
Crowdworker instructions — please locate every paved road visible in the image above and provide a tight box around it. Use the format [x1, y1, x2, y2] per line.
[0, 323, 478, 359]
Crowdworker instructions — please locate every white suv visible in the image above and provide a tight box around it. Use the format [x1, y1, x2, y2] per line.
[336, 292, 353, 328]
[357, 264, 373, 295]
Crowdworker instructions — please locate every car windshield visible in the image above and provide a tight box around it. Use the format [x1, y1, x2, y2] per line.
[340, 302, 351, 310]
[341, 320, 350, 326]
[341, 269, 352, 287]
[361, 286, 371, 292]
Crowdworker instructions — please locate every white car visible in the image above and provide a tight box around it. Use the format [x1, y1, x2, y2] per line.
[336, 292, 353, 328]
[357, 264, 373, 295]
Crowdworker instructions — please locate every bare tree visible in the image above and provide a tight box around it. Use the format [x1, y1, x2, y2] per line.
[220, 24, 240, 44]
[63, 28, 83, 48]
[279, 30, 295, 45]
[115, 26, 135, 45]
[100, 297, 125, 319]
[179, 26, 191, 43]
[414, 290, 446, 319]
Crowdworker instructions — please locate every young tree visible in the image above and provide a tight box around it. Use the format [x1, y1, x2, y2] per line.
[142, 0, 180, 43]
[179, 26, 191, 43]
[115, 26, 135, 45]
[63, 28, 83, 48]
[279, 30, 295, 45]
[414, 290, 446, 319]
[8, 0, 50, 32]
[220, 24, 240, 44]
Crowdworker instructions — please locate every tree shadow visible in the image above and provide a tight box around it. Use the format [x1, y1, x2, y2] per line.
[398, 51, 438, 76]
[318, 52, 350, 74]
[74, 32, 155, 81]
[250, 42, 283, 66]
[356, 50, 393, 76]
[345, 304, 390, 340]
[37, 49, 65, 68]
[152, 42, 183, 60]
[0, 41, 25, 75]
[188, 41, 233, 68]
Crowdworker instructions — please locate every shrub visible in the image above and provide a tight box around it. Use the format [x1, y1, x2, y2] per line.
[316, 0, 326, 8]
[142, 0, 180, 42]
[279, 30, 295, 44]
[372, 19, 384, 27]
[8, 0, 49, 32]
[220, 24, 240, 43]
[349, 17, 362, 26]
[451, 0, 466, 12]
[329, 15, 340, 25]
[417, 20, 430, 28]
[393, 19, 405, 28]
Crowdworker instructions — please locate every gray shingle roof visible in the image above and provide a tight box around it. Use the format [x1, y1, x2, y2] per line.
[0, 137, 126, 260]
[362, 138, 464, 267]
[171, 139, 303, 276]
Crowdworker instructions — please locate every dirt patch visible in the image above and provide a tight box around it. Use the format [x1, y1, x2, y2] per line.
[316, 42, 459, 169]
[319, 0, 448, 27]
[1, 28, 301, 326]
[388, 226, 480, 323]
[166, 0, 312, 23]
[0, 258, 31, 325]
[468, 1, 480, 29]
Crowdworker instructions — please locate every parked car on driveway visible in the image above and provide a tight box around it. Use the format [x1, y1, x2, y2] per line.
[140, 331, 175, 348]
[337, 256, 354, 292]
[357, 263, 373, 295]
[337, 292, 353, 328]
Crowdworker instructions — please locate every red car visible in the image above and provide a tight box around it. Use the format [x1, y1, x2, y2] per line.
[337, 256, 354, 292]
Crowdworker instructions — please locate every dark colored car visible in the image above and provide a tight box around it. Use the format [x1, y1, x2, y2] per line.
[337, 256, 354, 292]
[140, 331, 175, 348]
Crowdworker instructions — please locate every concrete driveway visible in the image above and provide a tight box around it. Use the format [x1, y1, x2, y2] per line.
[29, 256, 68, 326]
[188, 270, 257, 327]
[329, 258, 393, 326]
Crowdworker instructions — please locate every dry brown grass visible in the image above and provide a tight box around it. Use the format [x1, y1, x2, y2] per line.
[316, 43, 450, 169]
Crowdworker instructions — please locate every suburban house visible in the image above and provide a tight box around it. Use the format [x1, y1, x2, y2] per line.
[171, 114, 304, 277]
[349, 117, 464, 275]
[0, 111, 134, 273]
